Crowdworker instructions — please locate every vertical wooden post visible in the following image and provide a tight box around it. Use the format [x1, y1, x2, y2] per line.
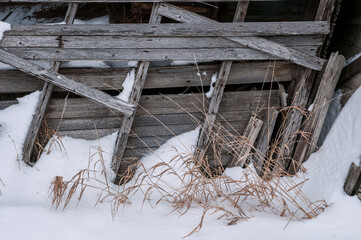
[22, 3, 79, 164]
[273, 0, 338, 175]
[290, 52, 345, 174]
[196, 1, 250, 161]
[111, 3, 162, 184]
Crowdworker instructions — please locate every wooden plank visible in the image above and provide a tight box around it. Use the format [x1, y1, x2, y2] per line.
[0, 61, 297, 94]
[4, 47, 318, 61]
[252, 107, 279, 176]
[21, 3, 79, 164]
[272, 0, 339, 175]
[0, 35, 324, 49]
[6, 22, 329, 37]
[227, 116, 263, 167]
[157, 3, 327, 70]
[112, 3, 162, 181]
[0, 49, 135, 115]
[290, 52, 345, 174]
[273, 68, 313, 174]
[45, 112, 252, 132]
[57, 122, 245, 142]
[228, 36, 325, 70]
[344, 163, 361, 196]
[0, 0, 282, 2]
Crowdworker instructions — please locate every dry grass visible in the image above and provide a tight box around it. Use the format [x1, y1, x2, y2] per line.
[47, 61, 327, 236]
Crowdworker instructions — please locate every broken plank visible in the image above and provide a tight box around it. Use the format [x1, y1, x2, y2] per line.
[0, 49, 134, 115]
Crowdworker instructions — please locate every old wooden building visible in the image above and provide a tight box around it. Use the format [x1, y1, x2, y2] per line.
[0, 0, 360, 192]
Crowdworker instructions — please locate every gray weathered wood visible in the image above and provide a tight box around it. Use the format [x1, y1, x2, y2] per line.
[344, 162, 361, 196]
[252, 107, 279, 175]
[6, 22, 329, 37]
[0, 35, 323, 49]
[0, 0, 280, 2]
[112, 3, 162, 181]
[228, 36, 325, 70]
[291, 52, 345, 174]
[157, 3, 327, 70]
[227, 116, 263, 167]
[278, 84, 288, 108]
[4, 47, 318, 61]
[45, 90, 280, 119]
[0, 61, 297, 93]
[182, 2, 249, 162]
[0, 49, 134, 115]
[21, 3, 79, 164]
[273, 68, 313, 174]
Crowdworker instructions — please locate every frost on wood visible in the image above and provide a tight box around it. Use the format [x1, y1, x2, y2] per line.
[117, 69, 135, 102]
[0, 21, 11, 40]
[206, 72, 218, 98]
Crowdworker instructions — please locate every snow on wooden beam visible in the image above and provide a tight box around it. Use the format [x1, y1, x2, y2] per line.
[0, 49, 135, 116]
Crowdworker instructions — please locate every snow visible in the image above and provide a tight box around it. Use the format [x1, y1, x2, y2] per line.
[206, 73, 218, 98]
[117, 69, 136, 102]
[1, 85, 361, 239]
[61, 61, 110, 69]
[0, 21, 11, 40]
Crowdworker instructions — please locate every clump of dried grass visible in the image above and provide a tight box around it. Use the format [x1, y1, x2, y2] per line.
[48, 61, 327, 236]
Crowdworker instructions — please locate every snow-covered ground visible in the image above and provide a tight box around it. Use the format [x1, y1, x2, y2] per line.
[1, 83, 361, 239]
[1, 5, 361, 240]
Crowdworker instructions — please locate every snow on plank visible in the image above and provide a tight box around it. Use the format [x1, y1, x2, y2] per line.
[0, 49, 135, 116]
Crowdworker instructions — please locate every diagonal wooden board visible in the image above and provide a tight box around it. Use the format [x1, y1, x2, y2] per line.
[156, 2, 250, 164]
[0, 49, 134, 116]
[157, 3, 326, 70]
[111, 3, 163, 183]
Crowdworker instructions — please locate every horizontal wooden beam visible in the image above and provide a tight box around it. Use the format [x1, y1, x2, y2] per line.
[0, 0, 283, 2]
[0, 61, 297, 94]
[5, 47, 317, 61]
[0, 35, 323, 49]
[42, 90, 280, 119]
[0, 49, 135, 115]
[5, 22, 329, 37]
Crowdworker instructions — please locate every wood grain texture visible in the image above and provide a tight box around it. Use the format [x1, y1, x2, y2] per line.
[6, 22, 329, 37]
[0, 61, 297, 94]
[21, 3, 79, 164]
[227, 116, 263, 167]
[112, 3, 162, 181]
[4, 47, 318, 61]
[0, 0, 280, 2]
[0, 35, 323, 49]
[0, 49, 134, 115]
[291, 52, 345, 174]
[252, 107, 279, 176]
[344, 162, 361, 196]
[157, 3, 327, 70]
